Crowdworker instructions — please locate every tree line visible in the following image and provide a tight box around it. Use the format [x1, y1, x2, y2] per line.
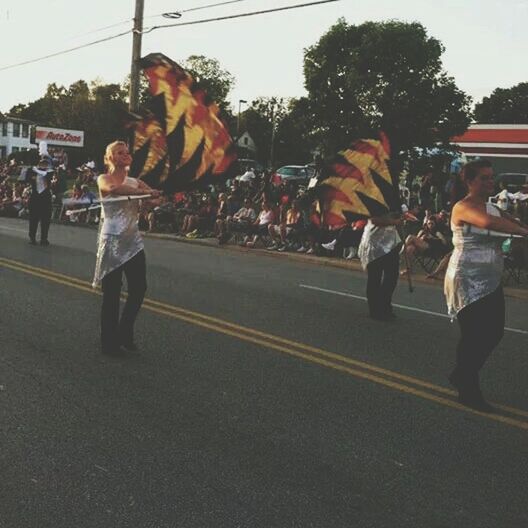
[7, 19, 528, 168]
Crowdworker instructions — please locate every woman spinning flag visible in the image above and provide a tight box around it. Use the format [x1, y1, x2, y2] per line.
[93, 141, 160, 356]
[445, 159, 528, 412]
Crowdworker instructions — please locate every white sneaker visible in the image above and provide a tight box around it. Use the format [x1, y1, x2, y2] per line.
[267, 243, 279, 250]
[297, 246, 307, 253]
[343, 247, 357, 259]
[306, 248, 315, 254]
[322, 239, 337, 251]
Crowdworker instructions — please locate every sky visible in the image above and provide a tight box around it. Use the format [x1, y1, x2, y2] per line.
[1, 0, 527, 115]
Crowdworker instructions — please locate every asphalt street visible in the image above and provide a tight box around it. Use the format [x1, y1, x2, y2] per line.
[1, 217, 527, 528]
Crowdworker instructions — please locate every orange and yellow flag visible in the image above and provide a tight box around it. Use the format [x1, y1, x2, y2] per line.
[129, 53, 237, 191]
[319, 133, 399, 226]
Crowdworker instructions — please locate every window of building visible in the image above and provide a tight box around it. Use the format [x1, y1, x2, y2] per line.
[22, 124, 29, 138]
[1, 122, 7, 136]
[12, 147, 19, 153]
[0, 146, 6, 158]
[244, 137, 249, 145]
[13, 123, 20, 137]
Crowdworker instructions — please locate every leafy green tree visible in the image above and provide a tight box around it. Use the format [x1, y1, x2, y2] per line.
[303, 19, 472, 156]
[183, 55, 235, 115]
[10, 80, 128, 163]
[275, 97, 317, 166]
[239, 97, 288, 166]
[474, 82, 528, 123]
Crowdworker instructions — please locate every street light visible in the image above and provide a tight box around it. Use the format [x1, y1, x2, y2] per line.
[237, 99, 248, 140]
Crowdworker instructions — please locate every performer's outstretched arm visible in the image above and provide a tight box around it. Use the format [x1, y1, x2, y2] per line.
[454, 202, 528, 236]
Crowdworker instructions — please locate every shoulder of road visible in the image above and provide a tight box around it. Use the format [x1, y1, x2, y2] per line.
[144, 231, 528, 302]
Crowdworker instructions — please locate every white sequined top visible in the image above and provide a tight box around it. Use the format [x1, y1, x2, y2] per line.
[358, 221, 401, 270]
[92, 177, 144, 288]
[444, 203, 503, 317]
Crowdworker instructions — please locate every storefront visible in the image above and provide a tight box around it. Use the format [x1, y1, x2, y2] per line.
[451, 124, 528, 174]
[35, 126, 84, 149]
[34, 126, 85, 168]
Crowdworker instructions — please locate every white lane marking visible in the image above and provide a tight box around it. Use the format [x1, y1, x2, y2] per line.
[0, 225, 27, 234]
[299, 284, 528, 336]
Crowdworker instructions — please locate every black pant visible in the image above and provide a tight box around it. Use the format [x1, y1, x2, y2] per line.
[29, 190, 52, 242]
[101, 250, 147, 351]
[454, 286, 505, 389]
[366, 247, 400, 317]
[335, 227, 363, 252]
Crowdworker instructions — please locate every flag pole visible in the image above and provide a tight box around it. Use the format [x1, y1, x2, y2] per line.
[398, 224, 414, 293]
[65, 194, 155, 217]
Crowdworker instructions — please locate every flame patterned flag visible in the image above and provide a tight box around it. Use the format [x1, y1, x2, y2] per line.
[318, 133, 400, 227]
[129, 53, 237, 192]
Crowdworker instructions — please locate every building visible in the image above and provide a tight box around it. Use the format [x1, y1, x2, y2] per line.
[451, 124, 528, 174]
[236, 131, 257, 158]
[0, 116, 35, 158]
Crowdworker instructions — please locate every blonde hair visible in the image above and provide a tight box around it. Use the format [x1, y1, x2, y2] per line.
[104, 140, 128, 173]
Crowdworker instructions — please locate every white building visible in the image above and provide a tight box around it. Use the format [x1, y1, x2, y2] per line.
[0, 116, 35, 158]
[236, 131, 257, 156]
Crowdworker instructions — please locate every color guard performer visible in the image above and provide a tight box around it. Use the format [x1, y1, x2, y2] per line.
[358, 214, 404, 320]
[93, 141, 160, 356]
[445, 159, 528, 412]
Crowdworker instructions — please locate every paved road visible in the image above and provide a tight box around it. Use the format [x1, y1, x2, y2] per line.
[1, 218, 527, 528]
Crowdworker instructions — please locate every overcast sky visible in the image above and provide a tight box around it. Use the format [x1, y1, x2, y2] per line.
[1, 0, 527, 114]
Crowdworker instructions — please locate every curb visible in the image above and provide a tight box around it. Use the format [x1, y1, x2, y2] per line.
[143, 232, 528, 302]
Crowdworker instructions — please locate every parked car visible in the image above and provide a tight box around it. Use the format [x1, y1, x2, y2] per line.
[237, 158, 264, 174]
[272, 165, 310, 185]
[495, 173, 528, 193]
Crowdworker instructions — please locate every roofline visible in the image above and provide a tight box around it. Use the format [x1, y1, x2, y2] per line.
[1, 115, 35, 125]
[468, 124, 528, 130]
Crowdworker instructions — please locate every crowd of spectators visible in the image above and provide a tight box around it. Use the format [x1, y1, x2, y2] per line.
[0, 154, 98, 222]
[0, 159, 31, 218]
[1, 156, 527, 281]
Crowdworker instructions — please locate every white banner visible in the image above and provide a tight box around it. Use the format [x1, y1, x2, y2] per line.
[35, 126, 84, 148]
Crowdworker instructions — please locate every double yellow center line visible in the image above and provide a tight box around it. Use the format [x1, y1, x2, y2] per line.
[1, 255, 528, 432]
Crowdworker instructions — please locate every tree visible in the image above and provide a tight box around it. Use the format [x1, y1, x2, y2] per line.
[303, 19, 472, 156]
[183, 55, 235, 115]
[239, 97, 288, 166]
[10, 79, 128, 163]
[474, 83, 528, 123]
[275, 98, 317, 165]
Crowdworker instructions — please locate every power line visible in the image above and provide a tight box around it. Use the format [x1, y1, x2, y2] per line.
[67, 19, 133, 40]
[144, 0, 341, 33]
[158, 0, 254, 15]
[0, 0, 341, 73]
[71, 0, 254, 39]
[0, 29, 131, 72]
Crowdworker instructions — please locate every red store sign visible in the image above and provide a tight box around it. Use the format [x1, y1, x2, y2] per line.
[35, 126, 84, 148]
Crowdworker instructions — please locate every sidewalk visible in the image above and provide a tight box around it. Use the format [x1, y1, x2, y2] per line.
[145, 231, 528, 302]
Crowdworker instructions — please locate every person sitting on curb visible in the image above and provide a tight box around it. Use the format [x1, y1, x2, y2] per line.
[400, 216, 450, 275]
[218, 197, 256, 244]
[321, 219, 367, 259]
[241, 201, 274, 248]
[267, 199, 303, 251]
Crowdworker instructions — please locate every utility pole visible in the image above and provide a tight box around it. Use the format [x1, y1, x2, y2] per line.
[269, 108, 276, 170]
[129, 0, 145, 113]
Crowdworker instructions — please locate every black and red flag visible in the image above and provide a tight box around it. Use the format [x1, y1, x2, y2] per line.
[129, 53, 237, 192]
[318, 132, 401, 227]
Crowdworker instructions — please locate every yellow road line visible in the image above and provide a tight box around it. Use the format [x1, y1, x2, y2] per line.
[4, 255, 528, 421]
[2, 256, 528, 430]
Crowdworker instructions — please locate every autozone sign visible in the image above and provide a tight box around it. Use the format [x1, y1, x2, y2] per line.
[35, 126, 84, 147]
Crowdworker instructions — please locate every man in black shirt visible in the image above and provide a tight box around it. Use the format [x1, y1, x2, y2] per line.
[27, 158, 53, 246]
